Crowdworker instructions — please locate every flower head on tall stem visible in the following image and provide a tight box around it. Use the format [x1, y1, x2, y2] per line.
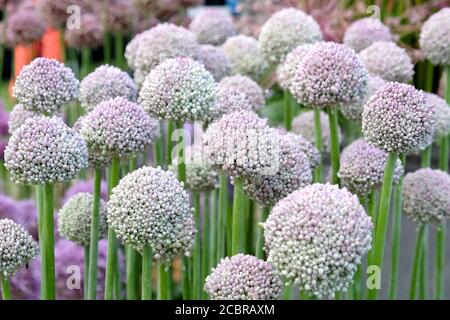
[7, 104, 41, 134]
[189, 9, 236, 46]
[6, 8, 46, 46]
[424, 93, 450, 142]
[277, 43, 316, 90]
[100, 0, 137, 35]
[343, 18, 394, 53]
[419, 8, 450, 66]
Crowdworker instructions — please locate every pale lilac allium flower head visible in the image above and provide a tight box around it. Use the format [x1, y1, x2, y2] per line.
[189, 9, 236, 46]
[419, 8, 450, 66]
[64, 13, 103, 49]
[424, 93, 450, 141]
[7, 104, 40, 134]
[37, 0, 72, 28]
[283, 131, 321, 170]
[194, 45, 231, 81]
[343, 18, 394, 53]
[6, 9, 46, 46]
[101, 0, 137, 34]
[125, 31, 146, 70]
[277, 43, 316, 90]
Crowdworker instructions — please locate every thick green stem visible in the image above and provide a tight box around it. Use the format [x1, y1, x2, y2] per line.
[166, 120, 175, 168]
[217, 174, 228, 261]
[103, 32, 111, 64]
[209, 189, 218, 270]
[157, 263, 169, 300]
[439, 136, 449, 172]
[35, 185, 44, 296]
[232, 178, 244, 255]
[192, 192, 201, 299]
[256, 207, 270, 259]
[80, 47, 91, 78]
[201, 191, 210, 299]
[353, 265, 362, 300]
[409, 225, 425, 300]
[424, 61, 434, 92]
[435, 223, 446, 299]
[175, 122, 186, 182]
[84, 246, 90, 299]
[182, 256, 190, 300]
[141, 246, 153, 300]
[284, 90, 292, 131]
[327, 107, 340, 185]
[420, 145, 432, 168]
[114, 32, 125, 69]
[41, 184, 56, 300]
[126, 246, 138, 300]
[313, 109, 323, 182]
[152, 137, 163, 167]
[419, 227, 428, 300]
[1, 275, 11, 300]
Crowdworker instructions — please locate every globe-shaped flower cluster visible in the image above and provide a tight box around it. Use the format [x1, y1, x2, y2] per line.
[7, 104, 40, 134]
[277, 44, 316, 90]
[64, 13, 103, 49]
[194, 45, 231, 81]
[424, 93, 450, 141]
[343, 18, 394, 53]
[189, 9, 236, 45]
[419, 8, 450, 66]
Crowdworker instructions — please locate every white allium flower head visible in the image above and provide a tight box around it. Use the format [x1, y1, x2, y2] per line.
[343, 18, 394, 53]
[424, 93, 450, 141]
[264, 183, 373, 298]
[125, 31, 146, 70]
[419, 8, 450, 66]
[277, 43, 316, 90]
[194, 45, 231, 81]
[7, 104, 40, 134]
[189, 9, 236, 45]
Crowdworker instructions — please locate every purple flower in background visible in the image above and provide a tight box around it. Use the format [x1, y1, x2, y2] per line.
[63, 179, 108, 204]
[0, 100, 9, 136]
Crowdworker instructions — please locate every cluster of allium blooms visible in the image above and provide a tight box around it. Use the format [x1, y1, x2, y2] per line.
[80, 65, 137, 112]
[362, 82, 436, 154]
[189, 9, 236, 46]
[290, 42, 368, 108]
[13, 58, 79, 115]
[340, 76, 386, 122]
[403, 169, 450, 225]
[258, 8, 323, 65]
[222, 35, 270, 82]
[65, 13, 103, 49]
[338, 139, 403, 196]
[5, 9, 46, 46]
[194, 45, 231, 81]
[210, 75, 264, 121]
[424, 93, 450, 141]
[264, 184, 372, 298]
[5, 116, 88, 185]
[63, 179, 108, 204]
[360, 41, 414, 83]
[204, 254, 282, 300]
[343, 18, 394, 53]
[243, 130, 313, 206]
[101, 0, 137, 34]
[79, 97, 160, 168]
[139, 57, 216, 123]
[419, 8, 450, 66]
[58, 193, 108, 247]
[292, 111, 342, 154]
[107, 166, 196, 263]
[0, 219, 39, 278]
[8, 104, 40, 134]
[277, 44, 316, 90]
[202, 111, 280, 179]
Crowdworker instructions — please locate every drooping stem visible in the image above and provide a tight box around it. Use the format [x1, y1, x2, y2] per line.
[284, 90, 292, 131]
[419, 226, 428, 300]
[256, 206, 270, 259]
[327, 106, 340, 185]
[1, 275, 11, 300]
[232, 177, 244, 255]
[175, 122, 186, 182]
[420, 145, 432, 168]
[114, 32, 125, 69]
[84, 246, 90, 299]
[157, 263, 169, 300]
[126, 246, 138, 300]
[435, 223, 446, 299]
[80, 47, 91, 78]
[166, 120, 175, 168]
[313, 109, 323, 182]
[141, 246, 153, 300]
[201, 191, 210, 300]
[409, 225, 425, 300]
[217, 173, 228, 262]
[192, 192, 201, 299]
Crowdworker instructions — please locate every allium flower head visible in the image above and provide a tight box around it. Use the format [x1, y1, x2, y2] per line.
[0, 219, 39, 278]
[277, 43, 316, 90]
[125, 31, 146, 70]
[204, 254, 282, 300]
[38, 0, 71, 28]
[343, 18, 394, 53]
[290, 42, 368, 108]
[5, 116, 88, 185]
[80, 65, 137, 112]
[139, 57, 216, 123]
[362, 82, 436, 154]
[7, 104, 40, 134]
[403, 168, 450, 225]
[338, 139, 403, 196]
[101, 0, 137, 34]
[202, 111, 280, 179]
[264, 183, 372, 298]
[419, 8, 450, 66]
[65, 13, 103, 49]
[189, 9, 236, 45]
[222, 35, 270, 82]
[13, 58, 79, 115]
[6, 9, 46, 46]
[79, 97, 160, 167]
[424, 93, 450, 141]
[283, 131, 321, 170]
[107, 166, 196, 262]
[360, 41, 414, 83]
[258, 8, 322, 65]
[194, 45, 231, 81]
[58, 193, 107, 247]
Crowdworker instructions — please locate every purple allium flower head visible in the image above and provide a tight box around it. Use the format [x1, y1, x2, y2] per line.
[13, 58, 79, 115]
[210, 75, 264, 121]
[202, 111, 280, 179]
[277, 43, 316, 90]
[419, 8, 450, 66]
[258, 8, 323, 65]
[290, 42, 368, 108]
[58, 193, 107, 247]
[15, 199, 38, 239]
[63, 179, 108, 204]
[80, 65, 137, 112]
[204, 254, 282, 300]
[343, 18, 394, 53]
[37, 0, 71, 28]
[264, 183, 373, 298]
[424, 93, 450, 141]
[9, 260, 40, 300]
[362, 82, 436, 154]
[292, 110, 342, 154]
[5, 116, 88, 185]
[403, 168, 450, 225]
[139, 57, 216, 123]
[7, 104, 40, 134]
[101, 0, 137, 34]
[79, 97, 160, 167]
[6, 9, 46, 46]
[360, 41, 414, 83]
[194, 45, 231, 81]
[0, 219, 39, 278]
[107, 166, 196, 263]
[338, 139, 403, 196]
[189, 9, 236, 46]
[0, 193, 19, 221]
[65, 13, 103, 49]
[222, 35, 270, 82]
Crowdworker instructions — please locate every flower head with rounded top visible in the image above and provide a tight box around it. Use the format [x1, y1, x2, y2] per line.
[343, 18, 394, 53]
[419, 8, 450, 66]
[277, 43, 316, 90]
[264, 183, 372, 298]
[7, 104, 40, 134]
[283, 131, 320, 170]
[6, 9, 46, 46]
[194, 45, 231, 81]
[424, 93, 450, 141]
[189, 9, 236, 46]
[125, 31, 146, 70]
[65, 13, 103, 49]
[101, 0, 137, 34]
[38, 0, 71, 28]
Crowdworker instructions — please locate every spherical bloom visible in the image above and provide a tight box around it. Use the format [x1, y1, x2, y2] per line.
[419, 8, 450, 66]
[362, 82, 436, 154]
[65, 13, 103, 49]
[7, 104, 40, 134]
[360, 41, 414, 83]
[258, 8, 322, 65]
[0, 219, 39, 278]
[205, 254, 282, 300]
[125, 31, 146, 70]
[277, 44, 316, 90]
[210, 75, 264, 121]
[63, 179, 108, 204]
[6, 9, 46, 46]
[424, 93, 450, 141]
[139, 57, 216, 123]
[403, 168, 450, 225]
[340, 76, 386, 122]
[37, 0, 71, 28]
[107, 166, 196, 262]
[292, 111, 342, 154]
[101, 0, 137, 34]
[189, 9, 236, 45]
[13, 58, 79, 115]
[343, 18, 394, 53]
[223, 35, 270, 82]
[264, 183, 372, 298]
[338, 139, 403, 196]
[194, 45, 231, 81]
[290, 42, 368, 108]
[202, 111, 280, 179]
[283, 131, 321, 170]
[80, 65, 137, 112]
[5, 116, 88, 185]
[79, 97, 160, 167]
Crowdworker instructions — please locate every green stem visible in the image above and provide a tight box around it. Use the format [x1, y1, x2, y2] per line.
[439, 136, 449, 172]
[409, 225, 425, 300]
[232, 178, 244, 255]
[175, 122, 186, 182]
[192, 192, 201, 299]
[0, 275, 11, 300]
[209, 189, 218, 270]
[420, 145, 432, 168]
[435, 223, 446, 299]
[126, 246, 138, 300]
[182, 256, 190, 300]
[114, 32, 125, 69]
[284, 90, 292, 130]
[166, 120, 175, 168]
[201, 191, 210, 299]
[419, 226, 428, 300]
[152, 137, 163, 167]
[103, 32, 111, 64]
[141, 246, 153, 300]
[84, 246, 90, 299]
[313, 109, 323, 182]
[129, 155, 137, 172]
[424, 61, 434, 92]
[353, 265, 362, 300]
[217, 174, 228, 262]
[41, 183, 56, 300]
[327, 107, 340, 184]
[256, 207, 270, 259]
[81, 47, 91, 78]
[157, 263, 169, 300]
